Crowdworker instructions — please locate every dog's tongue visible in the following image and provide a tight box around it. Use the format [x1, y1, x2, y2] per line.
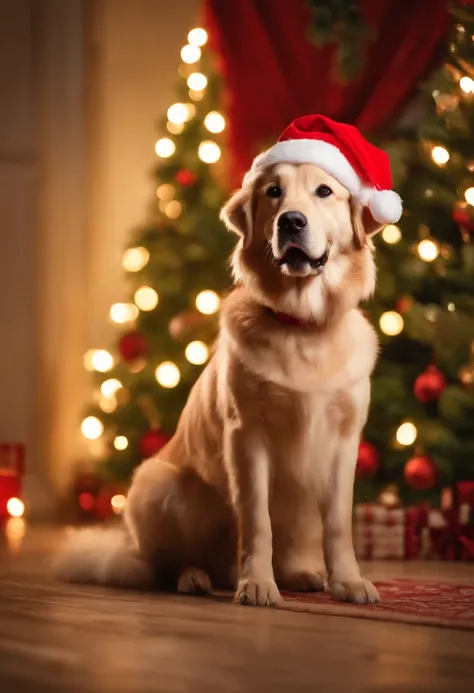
[281, 247, 309, 268]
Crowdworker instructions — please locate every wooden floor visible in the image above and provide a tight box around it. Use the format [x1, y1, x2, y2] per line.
[0, 524, 473, 693]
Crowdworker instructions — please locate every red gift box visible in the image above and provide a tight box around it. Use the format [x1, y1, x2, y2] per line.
[354, 503, 428, 560]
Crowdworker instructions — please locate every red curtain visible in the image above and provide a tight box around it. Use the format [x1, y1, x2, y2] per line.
[205, 0, 451, 183]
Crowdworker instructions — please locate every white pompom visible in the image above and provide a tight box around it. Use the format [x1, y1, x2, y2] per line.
[368, 190, 402, 224]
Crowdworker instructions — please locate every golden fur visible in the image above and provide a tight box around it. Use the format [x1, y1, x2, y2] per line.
[56, 163, 384, 606]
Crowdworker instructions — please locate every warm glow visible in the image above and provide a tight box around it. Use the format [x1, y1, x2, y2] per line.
[204, 111, 225, 133]
[109, 302, 139, 324]
[167, 102, 195, 125]
[167, 121, 184, 135]
[99, 396, 117, 413]
[448, 302, 456, 312]
[418, 238, 440, 262]
[90, 349, 114, 373]
[122, 247, 149, 272]
[134, 286, 159, 311]
[100, 378, 122, 397]
[189, 89, 204, 102]
[155, 138, 176, 158]
[114, 435, 128, 451]
[382, 224, 401, 245]
[431, 146, 449, 165]
[188, 28, 208, 47]
[156, 184, 175, 201]
[81, 416, 104, 440]
[164, 200, 182, 219]
[187, 72, 207, 91]
[7, 497, 25, 518]
[379, 311, 404, 336]
[111, 494, 127, 514]
[460, 76, 474, 93]
[185, 340, 209, 365]
[465, 187, 474, 205]
[196, 289, 220, 314]
[198, 141, 221, 164]
[155, 361, 181, 388]
[396, 422, 417, 446]
[181, 44, 201, 64]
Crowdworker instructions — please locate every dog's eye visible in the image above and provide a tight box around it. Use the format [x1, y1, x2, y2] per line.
[266, 185, 282, 199]
[315, 185, 333, 198]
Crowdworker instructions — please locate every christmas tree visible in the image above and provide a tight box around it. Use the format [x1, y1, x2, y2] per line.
[358, 4, 474, 505]
[80, 26, 232, 485]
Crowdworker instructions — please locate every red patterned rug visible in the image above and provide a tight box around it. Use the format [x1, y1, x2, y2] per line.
[279, 579, 474, 630]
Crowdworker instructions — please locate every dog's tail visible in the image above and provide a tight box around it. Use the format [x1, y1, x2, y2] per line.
[54, 526, 154, 589]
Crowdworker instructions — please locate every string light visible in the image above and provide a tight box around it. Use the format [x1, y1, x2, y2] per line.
[396, 422, 417, 446]
[155, 361, 181, 388]
[111, 494, 127, 515]
[465, 187, 474, 205]
[114, 435, 128, 451]
[185, 341, 209, 365]
[167, 103, 195, 125]
[164, 200, 182, 219]
[417, 238, 439, 262]
[155, 138, 176, 158]
[81, 416, 104, 440]
[204, 111, 226, 134]
[460, 76, 474, 93]
[189, 89, 204, 102]
[188, 28, 208, 46]
[122, 247, 149, 272]
[84, 349, 113, 373]
[100, 379, 122, 397]
[167, 121, 184, 135]
[99, 396, 117, 413]
[181, 44, 201, 64]
[156, 184, 175, 201]
[431, 146, 450, 165]
[448, 302, 456, 312]
[109, 303, 139, 324]
[198, 141, 221, 163]
[134, 287, 159, 311]
[187, 72, 207, 91]
[196, 290, 220, 314]
[379, 311, 404, 336]
[7, 498, 25, 518]
[382, 224, 401, 244]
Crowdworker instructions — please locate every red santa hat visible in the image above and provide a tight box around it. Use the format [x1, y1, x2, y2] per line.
[245, 114, 402, 225]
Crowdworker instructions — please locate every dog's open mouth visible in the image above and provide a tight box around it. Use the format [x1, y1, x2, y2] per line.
[274, 245, 330, 273]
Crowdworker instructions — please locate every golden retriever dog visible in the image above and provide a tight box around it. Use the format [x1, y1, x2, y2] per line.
[57, 116, 401, 607]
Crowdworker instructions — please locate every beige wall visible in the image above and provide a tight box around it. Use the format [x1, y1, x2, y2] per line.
[0, 0, 200, 515]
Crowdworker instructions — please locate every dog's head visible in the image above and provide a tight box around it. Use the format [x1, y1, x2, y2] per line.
[221, 163, 384, 323]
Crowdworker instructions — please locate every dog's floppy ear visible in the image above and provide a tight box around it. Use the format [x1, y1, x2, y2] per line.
[220, 186, 253, 248]
[350, 198, 385, 249]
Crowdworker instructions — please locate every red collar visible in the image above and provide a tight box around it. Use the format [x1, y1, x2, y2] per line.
[265, 307, 312, 328]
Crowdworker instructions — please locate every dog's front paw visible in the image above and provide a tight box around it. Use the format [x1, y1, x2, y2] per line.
[234, 578, 281, 607]
[277, 571, 326, 592]
[329, 577, 380, 604]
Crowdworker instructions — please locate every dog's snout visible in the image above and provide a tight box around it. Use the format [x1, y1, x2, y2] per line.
[278, 211, 307, 234]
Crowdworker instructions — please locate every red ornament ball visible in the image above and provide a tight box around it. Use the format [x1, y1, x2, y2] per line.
[119, 330, 149, 362]
[452, 201, 474, 231]
[395, 296, 413, 314]
[176, 169, 197, 186]
[139, 429, 171, 459]
[414, 365, 446, 403]
[356, 440, 379, 478]
[404, 455, 437, 490]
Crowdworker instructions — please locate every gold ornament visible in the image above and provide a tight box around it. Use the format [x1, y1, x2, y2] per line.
[378, 484, 401, 509]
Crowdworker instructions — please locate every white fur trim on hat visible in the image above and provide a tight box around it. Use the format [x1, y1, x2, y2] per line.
[245, 139, 402, 224]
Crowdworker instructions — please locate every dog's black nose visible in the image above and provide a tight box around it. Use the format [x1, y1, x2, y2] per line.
[278, 211, 308, 234]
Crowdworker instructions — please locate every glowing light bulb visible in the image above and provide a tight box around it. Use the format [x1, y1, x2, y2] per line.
[447, 302, 456, 312]
[188, 28, 208, 46]
[109, 303, 139, 324]
[196, 290, 220, 315]
[418, 238, 439, 262]
[155, 138, 175, 158]
[100, 379, 122, 397]
[155, 361, 180, 388]
[204, 111, 225, 133]
[396, 422, 417, 446]
[111, 494, 127, 514]
[167, 103, 188, 125]
[379, 311, 404, 336]
[99, 396, 117, 413]
[431, 146, 449, 165]
[187, 73, 207, 91]
[189, 89, 204, 102]
[460, 76, 474, 93]
[198, 141, 221, 164]
[185, 341, 209, 365]
[122, 247, 149, 272]
[7, 498, 25, 518]
[167, 121, 184, 135]
[465, 187, 474, 205]
[134, 286, 159, 311]
[164, 200, 182, 219]
[114, 435, 128, 451]
[382, 224, 401, 244]
[90, 350, 114, 373]
[181, 44, 201, 64]
[156, 184, 175, 201]
[81, 416, 104, 440]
